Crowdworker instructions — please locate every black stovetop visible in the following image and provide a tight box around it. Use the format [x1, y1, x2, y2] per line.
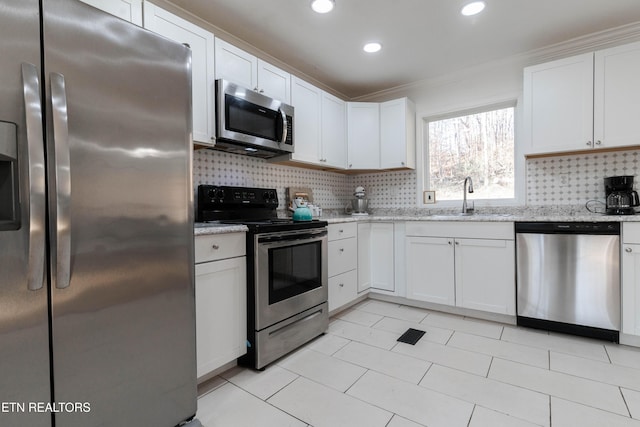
[197, 185, 327, 233]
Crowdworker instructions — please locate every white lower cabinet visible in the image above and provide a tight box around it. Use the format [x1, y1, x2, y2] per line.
[405, 222, 515, 315]
[454, 238, 515, 314]
[328, 223, 359, 312]
[406, 236, 455, 305]
[358, 222, 395, 293]
[622, 223, 640, 339]
[194, 233, 246, 380]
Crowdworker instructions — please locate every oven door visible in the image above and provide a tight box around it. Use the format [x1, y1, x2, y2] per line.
[255, 228, 328, 330]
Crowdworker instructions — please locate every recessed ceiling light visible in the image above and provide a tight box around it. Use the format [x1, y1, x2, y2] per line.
[363, 42, 382, 53]
[461, 1, 485, 16]
[311, 0, 335, 14]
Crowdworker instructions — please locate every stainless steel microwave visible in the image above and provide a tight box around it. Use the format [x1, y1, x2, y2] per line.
[214, 79, 294, 159]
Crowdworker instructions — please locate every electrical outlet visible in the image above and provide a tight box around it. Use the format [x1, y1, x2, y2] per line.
[559, 172, 570, 188]
[424, 191, 436, 204]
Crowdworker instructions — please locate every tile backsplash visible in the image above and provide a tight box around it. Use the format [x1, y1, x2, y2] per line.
[193, 150, 352, 209]
[526, 149, 640, 206]
[194, 148, 640, 210]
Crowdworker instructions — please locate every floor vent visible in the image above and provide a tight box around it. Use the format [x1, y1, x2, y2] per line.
[396, 328, 426, 345]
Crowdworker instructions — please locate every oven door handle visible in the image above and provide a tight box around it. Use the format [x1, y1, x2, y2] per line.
[258, 230, 327, 246]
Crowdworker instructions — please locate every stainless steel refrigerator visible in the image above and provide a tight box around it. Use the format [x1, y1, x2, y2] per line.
[0, 0, 197, 426]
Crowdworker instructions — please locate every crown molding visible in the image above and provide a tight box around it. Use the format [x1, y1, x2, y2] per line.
[354, 20, 640, 102]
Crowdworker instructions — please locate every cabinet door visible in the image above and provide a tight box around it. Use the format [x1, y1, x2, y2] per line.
[321, 91, 347, 168]
[257, 59, 291, 103]
[454, 238, 515, 315]
[523, 53, 594, 155]
[214, 38, 257, 90]
[328, 270, 358, 312]
[291, 77, 322, 164]
[380, 98, 415, 169]
[347, 102, 380, 169]
[406, 236, 455, 305]
[357, 222, 372, 293]
[80, 0, 142, 25]
[370, 222, 394, 292]
[195, 257, 247, 379]
[144, 3, 215, 144]
[594, 41, 640, 149]
[622, 243, 640, 336]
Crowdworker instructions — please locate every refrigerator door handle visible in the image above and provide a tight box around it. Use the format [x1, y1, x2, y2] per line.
[50, 72, 72, 289]
[21, 63, 46, 291]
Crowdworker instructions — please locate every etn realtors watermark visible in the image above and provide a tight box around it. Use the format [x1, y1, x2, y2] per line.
[2, 401, 90, 413]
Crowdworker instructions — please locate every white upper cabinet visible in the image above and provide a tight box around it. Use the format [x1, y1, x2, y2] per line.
[287, 78, 346, 168]
[321, 91, 347, 168]
[290, 76, 322, 164]
[523, 52, 594, 155]
[347, 102, 380, 169]
[380, 98, 416, 169]
[214, 38, 257, 90]
[79, 0, 142, 25]
[523, 40, 640, 156]
[215, 38, 291, 103]
[594, 41, 640, 149]
[143, 2, 215, 145]
[257, 59, 292, 104]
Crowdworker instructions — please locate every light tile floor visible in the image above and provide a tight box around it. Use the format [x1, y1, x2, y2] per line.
[196, 299, 640, 427]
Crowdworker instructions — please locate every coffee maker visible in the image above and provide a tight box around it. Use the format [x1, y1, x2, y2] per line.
[605, 175, 640, 215]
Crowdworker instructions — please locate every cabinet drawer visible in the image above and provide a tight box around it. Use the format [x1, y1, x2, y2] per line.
[328, 270, 358, 312]
[328, 237, 357, 276]
[623, 223, 640, 244]
[195, 233, 246, 263]
[328, 222, 357, 241]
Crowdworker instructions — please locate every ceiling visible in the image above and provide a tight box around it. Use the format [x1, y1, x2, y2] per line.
[169, 0, 640, 99]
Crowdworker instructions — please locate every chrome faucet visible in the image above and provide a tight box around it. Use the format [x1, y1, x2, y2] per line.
[462, 176, 474, 214]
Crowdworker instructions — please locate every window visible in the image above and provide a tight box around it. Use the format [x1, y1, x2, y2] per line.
[427, 105, 515, 201]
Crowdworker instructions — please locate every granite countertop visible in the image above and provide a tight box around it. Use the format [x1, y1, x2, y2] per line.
[194, 223, 248, 236]
[194, 205, 640, 235]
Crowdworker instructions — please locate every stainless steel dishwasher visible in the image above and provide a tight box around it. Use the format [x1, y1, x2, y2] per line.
[515, 222, 620, 342]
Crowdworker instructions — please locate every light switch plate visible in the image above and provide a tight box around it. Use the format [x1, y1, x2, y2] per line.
[423, 191, 436, 204]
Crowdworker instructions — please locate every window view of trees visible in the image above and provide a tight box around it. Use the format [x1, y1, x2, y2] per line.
[428, 106, 515, 201]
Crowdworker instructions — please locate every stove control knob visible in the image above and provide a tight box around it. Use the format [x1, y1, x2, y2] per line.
[263, 191, 270, 201]
[215, 189, 225, 199]
[207, 189, 217, 200]
[269, 191, 277, 202]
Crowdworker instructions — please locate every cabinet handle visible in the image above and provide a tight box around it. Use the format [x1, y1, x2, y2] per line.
[339, 229, 344, 233]
[595, 140, 602, 146]
[455, 241, 459, 245]
[339, 248, 345, 253]
[586, 141, 593, 147]
[253, 87, 259, 91]
[339, 283, 344, 287]
[448, 241, 452, 245]
[212, 244, 220, 250]
[401, 161, 405, 166]
[349, 164, 352, 168]
[626, 247, 633, 253]
[259, 89, 264, 93]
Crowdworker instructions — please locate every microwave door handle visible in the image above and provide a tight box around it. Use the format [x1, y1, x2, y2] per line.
[21, 63, 46, 291]
[50, 72, 72, 290]
[279, 108, 287, 143]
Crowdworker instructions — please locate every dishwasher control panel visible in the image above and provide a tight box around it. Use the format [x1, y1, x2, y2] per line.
[515, 222, 620, 235]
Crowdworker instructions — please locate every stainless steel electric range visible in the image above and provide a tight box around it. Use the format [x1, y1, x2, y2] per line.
[197, 185, 329, 369]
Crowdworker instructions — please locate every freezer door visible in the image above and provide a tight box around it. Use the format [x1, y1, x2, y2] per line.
[0, 1, 51, 427]
[42, 1, 196, 426]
